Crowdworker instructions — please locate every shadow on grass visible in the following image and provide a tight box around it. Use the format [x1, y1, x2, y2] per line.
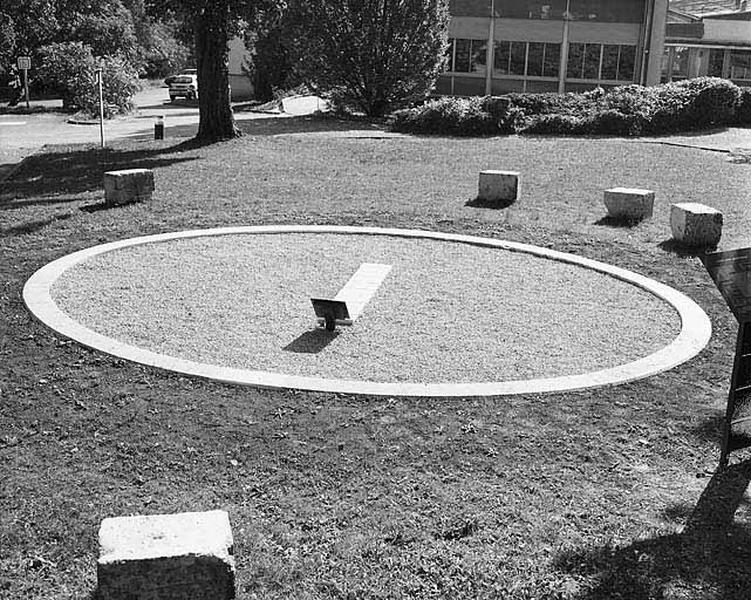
[465, 196, 516, 210]
[594, 215, 645, 228]
[283, 329, 340, 354]
[237, 114, 388, 137]
[0, 212, 73, 236]
[118, 114, 390, 142]
[0, 141, 199, 210]
[692, 412, 726, 445]
[658, 238, 714, 258]
[554, 460, 751, 599]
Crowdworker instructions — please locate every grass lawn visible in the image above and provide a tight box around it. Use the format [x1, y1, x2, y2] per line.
[2, 116, 751, 599]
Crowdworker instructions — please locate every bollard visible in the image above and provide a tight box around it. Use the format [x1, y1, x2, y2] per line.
[154, 115, 164, 140]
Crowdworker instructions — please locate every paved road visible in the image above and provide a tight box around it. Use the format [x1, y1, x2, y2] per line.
[0, 86, 280, 180]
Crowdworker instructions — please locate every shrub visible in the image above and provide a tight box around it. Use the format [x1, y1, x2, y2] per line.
[675, 76, 742, 126]
[389, 96, 498, 135]
[737, 87, 751, 124]
[36, 42, 139, 117]
[521, 113, 587, 135]
[587, 109, 645, 136]
[388, 77, 746, 137]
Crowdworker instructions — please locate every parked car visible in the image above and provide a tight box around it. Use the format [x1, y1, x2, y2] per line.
[163, 69, 197, 87]
[169, 73, 198, 102]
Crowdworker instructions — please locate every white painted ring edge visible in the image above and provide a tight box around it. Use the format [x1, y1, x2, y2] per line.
[23, 225, 712, 397]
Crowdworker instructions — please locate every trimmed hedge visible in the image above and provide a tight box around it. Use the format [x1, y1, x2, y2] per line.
[737, 87, 751, 125]
[388, 77, 745, 137]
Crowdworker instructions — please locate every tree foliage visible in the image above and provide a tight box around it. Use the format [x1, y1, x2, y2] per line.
[284, 0, 450, 117]
[147, 0, 282, 142]
[35, 41, 139, 116]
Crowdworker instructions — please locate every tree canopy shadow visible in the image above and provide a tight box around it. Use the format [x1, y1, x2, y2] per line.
[0, 142, 199, 209]
[236, 114, 389, 137]
[554, 460, 751, 599]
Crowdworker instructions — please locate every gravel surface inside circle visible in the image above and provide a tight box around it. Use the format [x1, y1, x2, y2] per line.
[51, 232, 681, 384]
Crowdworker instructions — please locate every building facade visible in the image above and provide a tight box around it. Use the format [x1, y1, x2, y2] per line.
[663, 1, 751, 85]
[437, 0, 669, 96]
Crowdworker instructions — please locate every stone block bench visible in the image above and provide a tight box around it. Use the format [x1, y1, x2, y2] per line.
[97, 510, 235, 600]
[104, 168, 155, 206]
[603, 187, 654, 221]
[670, 202, 723, 247]
[478, 170, 519, 205]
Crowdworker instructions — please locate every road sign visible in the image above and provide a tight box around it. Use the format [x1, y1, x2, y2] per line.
[702, 247, 751, 465]
[17, 56, 31, 70]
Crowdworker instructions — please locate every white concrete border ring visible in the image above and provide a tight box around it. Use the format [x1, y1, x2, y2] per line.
[23, 225, 712, 397]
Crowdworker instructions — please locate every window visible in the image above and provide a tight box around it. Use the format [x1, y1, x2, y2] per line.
[583, 44, 601, 79]
[527, 42, 545, 77]
[543, 44, 561, 77]
[708, 49, 725, 78]
[509, 42, 527, 75]
[730, 50, 751, 81]
[494, 41, 561, 78]
[568, 43, 635, 81]
[618, 46, 636, 81]
[498, 0, 567, 19]
[448, 38, 487, 74]
[567, 0, 645, 22]
[567, 43, 585, 78]
[671, 46, 690, 80]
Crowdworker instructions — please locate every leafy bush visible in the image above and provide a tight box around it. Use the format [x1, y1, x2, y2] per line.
[522, 113, 587, 135]
[389, 96, 498, 136]
[737, 87, 751, 124]
[676, 76, 741, 126]
[387, 77, 745, 137]
[36, 42, 139, 117]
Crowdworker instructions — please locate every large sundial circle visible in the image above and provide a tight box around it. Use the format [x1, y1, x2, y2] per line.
[23, 225, 711, 397]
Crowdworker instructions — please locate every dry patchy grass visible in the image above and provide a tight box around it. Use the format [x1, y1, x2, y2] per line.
[2, 118, 751, 599]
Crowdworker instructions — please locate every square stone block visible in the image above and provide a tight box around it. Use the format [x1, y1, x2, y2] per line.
[97, 510, 235, 600]
[104, 169, 155, 206]
[478, 170, 519, 204]
[670, 202, 723, 247]
[603, 187, 655, 220]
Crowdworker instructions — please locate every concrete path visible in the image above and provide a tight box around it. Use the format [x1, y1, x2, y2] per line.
[0, 86, 284, 181]
[634, 126, 751, 153]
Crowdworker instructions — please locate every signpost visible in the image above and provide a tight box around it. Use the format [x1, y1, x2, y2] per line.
[96, 69, 105, 148]
[17, 56, 30, 109]
[702, 247, 751, 466]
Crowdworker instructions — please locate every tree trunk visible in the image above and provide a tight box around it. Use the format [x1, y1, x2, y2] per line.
[194, 2, 240, 142]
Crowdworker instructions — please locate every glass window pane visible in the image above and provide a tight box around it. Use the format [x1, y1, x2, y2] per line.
[509, 41, 527, 75]
[494, 41, 511, 75]
[730, 50, 751, 80]
[583, 44, 601, 79]
[601, 45, 619, 79]
[660, 48, 670, 82]
[618, 45, 636, 81]
[527, 42, 544, 76]
[568, 0, 645, 22]
[543, 43, 560, 77]
[708, 49, 725, 77]
[444, 39, 454, 72]
[498, 0, 567, 19]
[567, 43, 584, 79]
[454, 39, 471, 73]
[671, 46, 690, 79]
[470, 40, 487, 75]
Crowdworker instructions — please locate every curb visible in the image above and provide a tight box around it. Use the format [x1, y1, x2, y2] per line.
[23, 225, 712, 398]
